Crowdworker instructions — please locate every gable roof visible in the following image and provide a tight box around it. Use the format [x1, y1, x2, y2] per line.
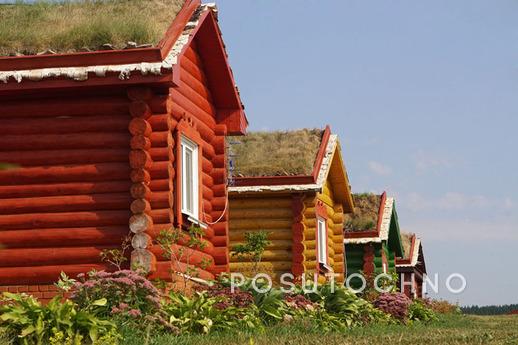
[344, 192, 405, 257]
[344, 193, 382, 232]
[228, 126, 354, 211]
[396, 233, 426, 273]
[0, 1, 247, 135]
[0, 0, 185, 56]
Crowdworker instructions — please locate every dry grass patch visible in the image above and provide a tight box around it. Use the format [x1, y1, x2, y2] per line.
[0, 0, 184, 56]
[344, 193, 382, 232]
[229, 128, 324, 177]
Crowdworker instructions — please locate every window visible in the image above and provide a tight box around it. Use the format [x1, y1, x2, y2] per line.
[181, 136, 199, 218]
[317, 217, 328, 265]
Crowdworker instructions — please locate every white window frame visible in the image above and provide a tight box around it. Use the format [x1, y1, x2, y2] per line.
[180, 136, 199, 219]
[317, 217, 328, 265]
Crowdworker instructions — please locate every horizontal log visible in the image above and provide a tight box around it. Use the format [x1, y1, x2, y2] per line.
[149, 147, 173, 162]
[129, 150, 153, 169]
[0, 97, 129, 119]
[131, 249, 157, 273]
[211, 235, 227, 247]
[229, 229, 292, 242]
[130, 135, 151, 150]
[0, 210, 131, 230]
[0, 263, 111, 285]
[229, 219, 292, 231]
[149, 94, 172, 114]
[0, 226, 128, 249]
[148, 114, 176, 131]
[0, 181, 131, 199]
[230, 197, 293, 210]
[151, 261, 214, 281]
[0, 193, 131, 215]
[128, 118, 152, 136]
[0, 132, 130, 151]
[230, 249, 292, 263]
[130, 199, 151, 214]
[170, 89, 216, 128]
[148, 179, 172, 192]
[127, 87, 153, 101]
[129, 101, 152, 119]
[0, 149, 129, 167]
[179, 65, 213, 103]
[149, 161, 173, 180]
[149, 208, 174, 224]
[130, 169, 151, 184]
[229, 261, 292, 273]
[129, 213, 153, 234]
[150, 244, 214, 269]
[0, 246, 118, 267]
[0, 116, 129, 135]
[150, 131, 173, 147]
[0, 163, 131, 185]
[230, 208, 292, 220]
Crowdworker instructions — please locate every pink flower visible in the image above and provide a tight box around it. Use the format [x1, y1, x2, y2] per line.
[128, 309, 142, 318]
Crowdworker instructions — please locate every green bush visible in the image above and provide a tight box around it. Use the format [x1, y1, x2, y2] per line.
[162, 291, 263, 334]
[408, 300, 438, 323]
[0, 293, 119, 345]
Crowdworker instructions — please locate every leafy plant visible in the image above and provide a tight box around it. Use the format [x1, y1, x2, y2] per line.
[99, 236, 131, 271]
[231, 231, 271, 276]
[163, 291, 262, 334]
[373, 292, 412, 322]
[408, 299, 438, 323]
[156, 225, 212, 292]
[70, 270, 161, 320]
[0, 293, 119, 345]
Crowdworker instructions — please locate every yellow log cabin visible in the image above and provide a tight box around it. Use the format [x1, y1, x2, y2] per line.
[227, 126, 354, 283]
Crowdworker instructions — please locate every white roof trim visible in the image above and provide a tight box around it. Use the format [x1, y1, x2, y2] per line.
[397, 238, 421, 267]
[343, 197, 394, 245]
[228, 134, 338, 194]
[0, 4, 215, 84]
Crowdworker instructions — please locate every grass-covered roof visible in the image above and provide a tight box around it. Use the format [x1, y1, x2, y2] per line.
[344, 193, 382, 232]
[0, 0, 185, 56]
[400, 232, 414, 260]
[229, 129, 324, 177]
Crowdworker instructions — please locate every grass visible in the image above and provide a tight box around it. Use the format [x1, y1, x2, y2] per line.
[344, 193, 382, 231]
[229, 128, 324, 177]
[400, 232, 413, 259]
[0, 0, 184, 56]
[119, 315, 518, 345]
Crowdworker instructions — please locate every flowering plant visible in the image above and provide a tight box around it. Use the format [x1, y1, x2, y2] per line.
[373, 292, 412, 321]
[70, 270, 162, 319]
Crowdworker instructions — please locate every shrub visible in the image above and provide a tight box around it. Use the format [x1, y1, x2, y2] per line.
[0, 293, 119, 345]
[425, 298, 461, 315]
[70, 270, 161, 319]
[408, 299, 438, 323]
[373, 292, 412, 321]
[202, 285, 255, 309]
[162, 291, 263, 334]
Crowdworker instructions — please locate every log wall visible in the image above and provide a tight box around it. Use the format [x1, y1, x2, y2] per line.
[228, 195, 293, 282]
[0, 38, 229, 287]
[302, 179, 345, 282]
[0, 93, 133, 285]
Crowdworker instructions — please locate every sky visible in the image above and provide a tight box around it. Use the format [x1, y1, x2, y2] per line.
[215, 0, 518, 306]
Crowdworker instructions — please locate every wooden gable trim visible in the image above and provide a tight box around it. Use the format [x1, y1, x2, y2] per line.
[311, 126, 331, 181]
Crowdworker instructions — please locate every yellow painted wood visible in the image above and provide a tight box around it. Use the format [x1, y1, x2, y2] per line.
[229, 228, 292, 241]
[229, 261, 292, 272]
[229, 207, 293, 219]
[230, 197, 292, 210]
[230, 218, 292, 230]
[230, 249, 292, 263]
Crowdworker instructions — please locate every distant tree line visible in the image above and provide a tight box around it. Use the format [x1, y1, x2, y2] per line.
[461, 304, 518, 315]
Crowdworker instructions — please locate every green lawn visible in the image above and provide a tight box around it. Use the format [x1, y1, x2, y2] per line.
[2, 314, 517, 344]
[117, 314, 518, 345]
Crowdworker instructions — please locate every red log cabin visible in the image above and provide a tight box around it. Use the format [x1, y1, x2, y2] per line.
[396, 233, 427, 299]
[0, 0, 247, 298]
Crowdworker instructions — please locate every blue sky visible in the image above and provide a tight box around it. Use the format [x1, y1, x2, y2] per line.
[215, 0, 518, 306]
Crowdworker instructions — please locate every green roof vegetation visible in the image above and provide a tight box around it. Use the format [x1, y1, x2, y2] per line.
[400, 232, 413, 260]
[0, 0, 185, 56]
[344, 193, 382, 232]
[229, 128, 324, 177]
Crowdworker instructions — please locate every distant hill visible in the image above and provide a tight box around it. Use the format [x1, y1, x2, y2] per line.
[462, 304, 518, 315]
